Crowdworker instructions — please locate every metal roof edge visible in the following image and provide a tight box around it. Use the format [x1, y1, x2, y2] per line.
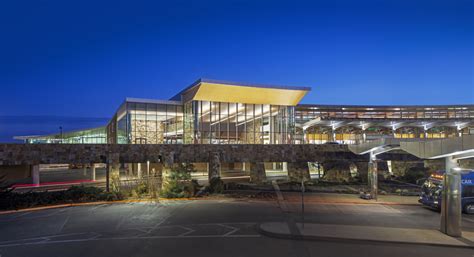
[170, 78, 311, 101]
[125, 97, 182, 105]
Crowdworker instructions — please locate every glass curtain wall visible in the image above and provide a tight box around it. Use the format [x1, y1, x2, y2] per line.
[184, 100, 294, 144]
[27, 127, 107, 144]
[114, 101, 184, 144]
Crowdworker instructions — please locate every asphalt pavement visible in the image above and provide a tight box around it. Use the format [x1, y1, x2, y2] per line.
[1, 197, 474, 257]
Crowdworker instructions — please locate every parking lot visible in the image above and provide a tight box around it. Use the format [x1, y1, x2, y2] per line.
[1, 195, 474, 257]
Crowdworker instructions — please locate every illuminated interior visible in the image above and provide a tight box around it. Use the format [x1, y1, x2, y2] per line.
[183, 101, 294, 144]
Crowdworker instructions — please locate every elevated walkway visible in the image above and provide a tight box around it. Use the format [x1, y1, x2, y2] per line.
[349, 135, 474, 160]
[399, 135, 474, 159]
[349, 138, 417, 155]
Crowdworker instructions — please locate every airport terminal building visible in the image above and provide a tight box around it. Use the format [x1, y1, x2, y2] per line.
[15, 79, 474, 145]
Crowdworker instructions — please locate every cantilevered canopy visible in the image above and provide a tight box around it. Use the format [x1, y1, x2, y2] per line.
[175, 79, 310, 106]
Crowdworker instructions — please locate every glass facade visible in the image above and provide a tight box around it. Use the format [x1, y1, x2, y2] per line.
[184, 101, 294, 144]
[108, 100, 184, 144]
[295, 105, 474, 123]
[295, 105, 474, 144]
[107, 99, 294, 145]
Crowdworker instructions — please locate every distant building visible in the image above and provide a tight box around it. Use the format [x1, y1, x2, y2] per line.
[15, 79, 474, 144]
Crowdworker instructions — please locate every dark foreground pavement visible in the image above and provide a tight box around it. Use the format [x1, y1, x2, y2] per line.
[1, 197, 474, 257]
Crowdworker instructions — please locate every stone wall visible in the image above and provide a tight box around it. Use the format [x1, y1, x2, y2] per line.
[321, 161, 351, 182]
[249, 162, 266, 183]
[390, 161, 425, 177]
[0, 144, 373, 165]
[424, 159, 445, 173]
[287, 162, 310, 182]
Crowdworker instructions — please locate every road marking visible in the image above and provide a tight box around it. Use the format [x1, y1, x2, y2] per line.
[176, 225, 195, 236]
[142, 214, 172, 234]
[0, 209, 65, 222]
[0, 234, 261, 248]
[115, 216, 127, 230]
[58, 216, 70, 233]
[218, 224, 239, 236]
[0, 221, 260, 248]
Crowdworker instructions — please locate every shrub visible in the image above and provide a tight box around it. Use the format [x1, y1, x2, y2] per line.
[135, 181, 148, 195]
[0, 186, 124, 210]
[160, 163, 195, 198]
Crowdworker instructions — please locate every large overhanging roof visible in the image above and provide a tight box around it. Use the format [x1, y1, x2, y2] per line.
[172, 78, 310, 106]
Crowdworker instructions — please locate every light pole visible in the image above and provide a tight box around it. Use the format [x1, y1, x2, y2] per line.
[301, 178, 305, 228]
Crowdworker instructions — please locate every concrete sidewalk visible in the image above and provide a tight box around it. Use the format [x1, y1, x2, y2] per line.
[259, 222, 474, 248]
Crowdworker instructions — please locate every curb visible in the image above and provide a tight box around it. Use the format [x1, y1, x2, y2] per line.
[0, 200, 150, 215]
[0, 195, 267, 215]
[0, 198, 197, 215]
[256, 223, 474, 249]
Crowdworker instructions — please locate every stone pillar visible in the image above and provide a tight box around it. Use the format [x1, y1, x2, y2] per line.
[321, 161, 352, 182]
[368, 152, 378, 200]
[90, 163, 96, 181]
[354, 162, 368, 183]
[250, 162, 266, 184]
[110, 163, 120, 192]
[287, 162, 310, 182]
[31, 164, 40, 186]
[83, 166, 87, 176]
[208, 152, 221, 180]
[282, 162, 288, 172]
[161, 152, 175, 189]
[242, 162, 246, 171]
[106, 154, 120, 192]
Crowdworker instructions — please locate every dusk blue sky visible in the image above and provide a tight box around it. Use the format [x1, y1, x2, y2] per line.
[0, 0, 473, 141]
